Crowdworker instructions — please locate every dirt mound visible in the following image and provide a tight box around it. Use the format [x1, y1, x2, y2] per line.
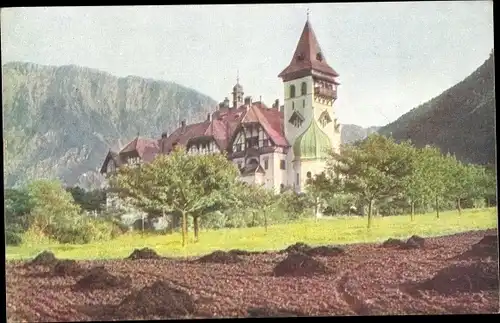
[247, 307, 303, 317]
[73, 266, 131, 291]
[127, 248, 162, 260]
[406, 235, 425, 248]
[53, 260, 84, 276]
[306, 245, 345, 257]
[381, 238, 406, 248]
[197, 251, 242, 264]
[27, 251, 57, 266]
[115, 280, 196, 319]
[228, 249, 264, 256]
[281, 242, 312, 254]
[456, 235, 498, 260]
[273, 253, 329, 277]
[418, 260, 499, 295]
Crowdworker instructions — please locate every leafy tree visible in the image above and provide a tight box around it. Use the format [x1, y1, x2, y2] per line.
[27, 179, 82, 233]
[109, 148, 239, 246]
[66, 186, 106, 212]
[326, 135, 415, 228]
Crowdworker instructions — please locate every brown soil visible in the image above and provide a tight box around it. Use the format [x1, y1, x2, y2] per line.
[197, 251, 242, 264]
[27, 251, 58, 267]
[280, 242, 312, 254]
[114, 280, 196, 319]
[456, 235, 499, 260]
[6, 229, 499, 321]
[53, 260, 84, 277]
[417, 260, 499, 295]
[127, 248, 162, 260]
[247, 307, 304, 317]
[228, 249, 263, 256]
[381, 238, 407, 248]
[406, 235, 425, 248]
[73, 266, 131, 291]
[273, 252, 330, 277]
[307, 245, 345, 257]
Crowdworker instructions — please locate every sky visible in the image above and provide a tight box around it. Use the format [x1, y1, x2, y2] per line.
[1, 2, 494, 128]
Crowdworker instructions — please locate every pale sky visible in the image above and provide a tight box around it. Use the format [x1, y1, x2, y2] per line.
[1, 3, 494, 127]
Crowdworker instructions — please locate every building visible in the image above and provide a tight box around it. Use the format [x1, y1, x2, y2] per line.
[100, 17, 341, 202]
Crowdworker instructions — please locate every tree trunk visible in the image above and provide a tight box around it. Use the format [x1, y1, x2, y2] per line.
[193, 216, 199, 242]
[141, 214, 145, 236]
[457, 198, 462, 216]
[264, 210, 268, 232]
[435, 195, 440, 219]
[367, 199, 373, 229]
[410, 201, 415, 221]
[181, 211, 187, 247]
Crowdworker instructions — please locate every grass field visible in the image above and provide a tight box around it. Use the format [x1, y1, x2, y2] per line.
[6, 208, 498, 261]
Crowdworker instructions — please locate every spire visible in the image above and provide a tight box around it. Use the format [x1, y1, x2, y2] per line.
[278, 18, 339, 81]
[306, 8, 310, 21]
[237, 69, 240, 84]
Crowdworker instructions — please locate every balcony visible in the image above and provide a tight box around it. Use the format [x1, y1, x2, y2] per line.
[314, 86, 337, 100]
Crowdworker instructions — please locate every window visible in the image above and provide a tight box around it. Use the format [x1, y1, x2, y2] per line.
[316, 52, 323, 61]
[237, 162, 242, 169]
[292, 101, 295, 110]
[262, 139, 269, 147]
[290, 85, 296, 98]
[296, 173, 300, 185]
[264, 158, 269, 170]
[246, 137, 258, 149]
[301, 82, 307, 96]
[307, 171, 312, 179]
[280, 160, 286, 170]
[302, 99, 305, 109]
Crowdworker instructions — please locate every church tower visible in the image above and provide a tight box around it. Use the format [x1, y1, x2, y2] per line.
[232, 73, 244, 108]
[278, 16, 341, 192]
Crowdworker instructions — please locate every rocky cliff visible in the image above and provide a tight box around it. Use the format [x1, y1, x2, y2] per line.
[2, 62, 217, 189]
[341, 124, 381, 145]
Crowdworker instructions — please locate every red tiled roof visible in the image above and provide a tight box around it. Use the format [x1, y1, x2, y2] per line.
[119, 137, 160, 162]
[278, 20, 339, 80]
[161, 102, 289, 154]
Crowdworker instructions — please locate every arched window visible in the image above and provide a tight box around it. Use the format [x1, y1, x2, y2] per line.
[290, 85, 296, 98]
[301, 82, 307, 96]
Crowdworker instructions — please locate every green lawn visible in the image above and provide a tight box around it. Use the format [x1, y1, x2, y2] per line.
[6, 208, 498, 261]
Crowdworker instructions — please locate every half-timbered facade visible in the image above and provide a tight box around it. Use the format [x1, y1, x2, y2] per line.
[100, 17, 341, 206]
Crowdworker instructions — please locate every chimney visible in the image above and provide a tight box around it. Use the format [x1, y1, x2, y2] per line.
[161, 131, 168, 139]
[181, 120, 186, 133]
[207, 113, 212, 122]
[244, 96, 252, 105]
[274, 99, 280, 110]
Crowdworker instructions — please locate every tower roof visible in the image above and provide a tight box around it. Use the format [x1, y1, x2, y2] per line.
[278, 20, 339, 81]
[293, 119, 332, 160]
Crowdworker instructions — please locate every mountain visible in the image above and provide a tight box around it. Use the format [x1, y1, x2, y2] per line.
[2, 62, 217, 189]
[341, 124, 381, 145]
[378, 52, 495, 166]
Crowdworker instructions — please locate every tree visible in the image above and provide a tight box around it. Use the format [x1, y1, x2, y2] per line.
[109, 148, 239, 246]
[27, 180, 82, 233]
[307, 171, 344, 217]
[66, 186, 106, 212]
[414, 146, 449, 219]
[326, 135, 415, 228]
[401, 145, 438, 220]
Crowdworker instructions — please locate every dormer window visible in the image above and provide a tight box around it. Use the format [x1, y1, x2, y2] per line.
[297, 53, 304, 61]
[316, 52, 323, 61]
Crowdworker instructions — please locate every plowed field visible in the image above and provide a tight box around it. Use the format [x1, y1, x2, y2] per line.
[6, 229, 499, 321]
